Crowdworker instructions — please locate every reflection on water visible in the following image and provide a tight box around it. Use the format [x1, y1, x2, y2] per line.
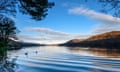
[0, 55, 16, 72]
[90, 48, 120, 58]
[5, 46, 120, 72]
[68, 47, 120, 58]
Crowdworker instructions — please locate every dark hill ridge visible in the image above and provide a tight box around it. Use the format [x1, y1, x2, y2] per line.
[6, 39, 46, 50]
[67, 39, 85, 43]
[59, 31, 120, 48]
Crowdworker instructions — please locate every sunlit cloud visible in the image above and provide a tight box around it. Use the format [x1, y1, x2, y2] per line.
[18, 34, 49, 41]
[92, 23, 120, 34]
[18, 34, 62, 44]
[25, 27, 69, 36]
[69, 6, 120, 23]
[18, 34, 69, 44]
[69, 6, 120, 34]
[19, 27, 90, 44]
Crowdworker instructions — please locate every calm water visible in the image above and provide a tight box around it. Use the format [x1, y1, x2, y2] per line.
[7, 46, 120, 72]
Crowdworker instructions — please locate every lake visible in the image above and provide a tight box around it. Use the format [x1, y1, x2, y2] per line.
[7, 46, 120, 72]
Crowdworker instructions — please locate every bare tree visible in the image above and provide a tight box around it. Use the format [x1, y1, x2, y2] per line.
[98, 0, 120, 17]
[0, 15, 16, 43]
[0, 15, 17, 56]
[0, 0, 16, 16]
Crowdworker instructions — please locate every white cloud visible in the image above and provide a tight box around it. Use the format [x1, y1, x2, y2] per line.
[18, 34, 69, 44]
[69, 6, 120, 23]
[25, 27, 69, 36]
[92, 23, 120, 34]
[69, 6, 120, 34]
[18, 34, 49, 41]
[18, 34, 65, 44]
[19, 27, 90, 44]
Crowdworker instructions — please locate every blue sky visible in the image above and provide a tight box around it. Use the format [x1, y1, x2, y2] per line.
[14, 0, 120, 44]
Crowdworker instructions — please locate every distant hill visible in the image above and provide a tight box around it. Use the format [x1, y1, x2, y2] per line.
[8, 40, 46, 50]
[59, 31, 120, 48]
[20, 42, 45, 47]
[66, 39, 85, 43]
[86, 31, 120, 41]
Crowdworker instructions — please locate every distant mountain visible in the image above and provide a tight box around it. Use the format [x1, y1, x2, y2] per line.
[59, 31, 120, 48]
[8, 40, 46, 50]
[20, 42, 46, 47]
[66, 39, 85, 43]
[86, 31, 120, 41]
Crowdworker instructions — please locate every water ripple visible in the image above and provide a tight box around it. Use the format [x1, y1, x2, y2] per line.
[8, 46, 120, 72]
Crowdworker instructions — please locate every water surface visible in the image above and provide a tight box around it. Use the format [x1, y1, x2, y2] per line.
[8, 46, 120, 72]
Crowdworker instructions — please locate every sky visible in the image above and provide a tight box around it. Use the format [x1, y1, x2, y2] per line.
[14, 0, 120, 44]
